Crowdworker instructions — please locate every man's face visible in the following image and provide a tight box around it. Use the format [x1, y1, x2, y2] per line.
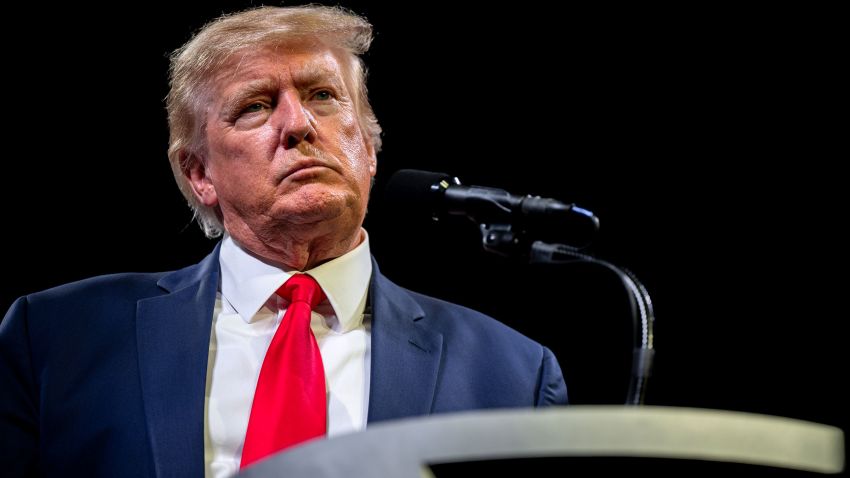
[192, 42, 376, 243]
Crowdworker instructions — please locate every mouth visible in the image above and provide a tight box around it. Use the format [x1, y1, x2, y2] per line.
[280, 158, 330, 182]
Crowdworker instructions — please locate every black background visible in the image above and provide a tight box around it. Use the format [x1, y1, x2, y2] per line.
[2, 0, 845, 460]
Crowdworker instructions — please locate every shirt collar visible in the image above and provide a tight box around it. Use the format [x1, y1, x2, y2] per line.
[219, 230, 372, 332]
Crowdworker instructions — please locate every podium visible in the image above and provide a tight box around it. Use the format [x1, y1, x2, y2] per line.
[238, 406, 844, 476]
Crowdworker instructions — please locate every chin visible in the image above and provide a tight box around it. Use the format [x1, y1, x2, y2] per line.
[276, 192, 354, 226]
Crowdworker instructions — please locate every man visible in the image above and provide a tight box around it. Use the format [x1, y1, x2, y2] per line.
[0, 6, 567, 477]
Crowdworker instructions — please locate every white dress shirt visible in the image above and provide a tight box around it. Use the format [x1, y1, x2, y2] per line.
[204, 232, 373, 478]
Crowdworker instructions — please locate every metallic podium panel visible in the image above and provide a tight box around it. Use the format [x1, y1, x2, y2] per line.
[238, 406, 845, 477]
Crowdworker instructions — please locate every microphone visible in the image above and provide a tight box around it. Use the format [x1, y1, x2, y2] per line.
[384, 169, 599, 244]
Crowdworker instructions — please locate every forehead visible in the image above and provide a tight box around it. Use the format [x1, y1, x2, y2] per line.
[211, 42, 347, 90]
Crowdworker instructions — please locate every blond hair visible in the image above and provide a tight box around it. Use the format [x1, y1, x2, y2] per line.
[166, 5, 382, 237]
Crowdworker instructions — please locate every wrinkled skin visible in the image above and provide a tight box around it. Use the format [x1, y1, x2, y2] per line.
[184, 42, 376, 270]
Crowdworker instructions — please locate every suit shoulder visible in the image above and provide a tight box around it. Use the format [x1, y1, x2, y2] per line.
[404, 287, 492, 321]
[401, 286, 542, 350]
[25, 271, 169, 306]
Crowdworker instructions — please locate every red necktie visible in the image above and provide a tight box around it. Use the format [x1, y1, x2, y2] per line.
[240, 274, 327, 469]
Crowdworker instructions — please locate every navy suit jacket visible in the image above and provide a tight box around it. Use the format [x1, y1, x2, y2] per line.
[0, 244, 567, 477]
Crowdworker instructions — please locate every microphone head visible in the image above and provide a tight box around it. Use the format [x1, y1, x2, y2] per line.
[383, 169, 599, 248]
[384, 169, 457, 220]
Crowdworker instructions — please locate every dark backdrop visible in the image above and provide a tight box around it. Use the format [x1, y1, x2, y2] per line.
[3, 0, 845, 453]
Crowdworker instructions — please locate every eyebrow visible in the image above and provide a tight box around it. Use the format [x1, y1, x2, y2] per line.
[295, 62, 346, 91]
[219, 78, 279, 118]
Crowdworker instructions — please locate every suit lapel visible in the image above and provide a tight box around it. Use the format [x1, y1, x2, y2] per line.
[136, 245, 221, 478]
[367, 261, 444, 423]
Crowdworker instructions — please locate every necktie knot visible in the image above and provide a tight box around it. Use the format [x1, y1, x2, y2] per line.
[277, 274, 326, 308]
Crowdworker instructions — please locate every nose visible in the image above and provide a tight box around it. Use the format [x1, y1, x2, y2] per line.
[276, 91, 317, 149]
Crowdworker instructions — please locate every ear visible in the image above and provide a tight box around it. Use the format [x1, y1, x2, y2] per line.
[363, 134, 378, 177]
[367, 148, 377, 177]
[181, 151, 218, 207]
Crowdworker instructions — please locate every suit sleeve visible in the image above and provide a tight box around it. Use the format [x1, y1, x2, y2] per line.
[534, 346, 568, 406]
[0, 297, 39, 476]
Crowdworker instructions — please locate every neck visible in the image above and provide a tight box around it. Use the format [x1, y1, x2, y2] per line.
[226, 221, 363, 271]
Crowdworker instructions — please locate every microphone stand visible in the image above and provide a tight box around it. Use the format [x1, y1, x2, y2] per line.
[478, 223, 655, 406]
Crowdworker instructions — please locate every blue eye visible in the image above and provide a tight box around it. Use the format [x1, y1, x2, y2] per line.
[313, 90, 332, 101]
[244, 103, 265, 113]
